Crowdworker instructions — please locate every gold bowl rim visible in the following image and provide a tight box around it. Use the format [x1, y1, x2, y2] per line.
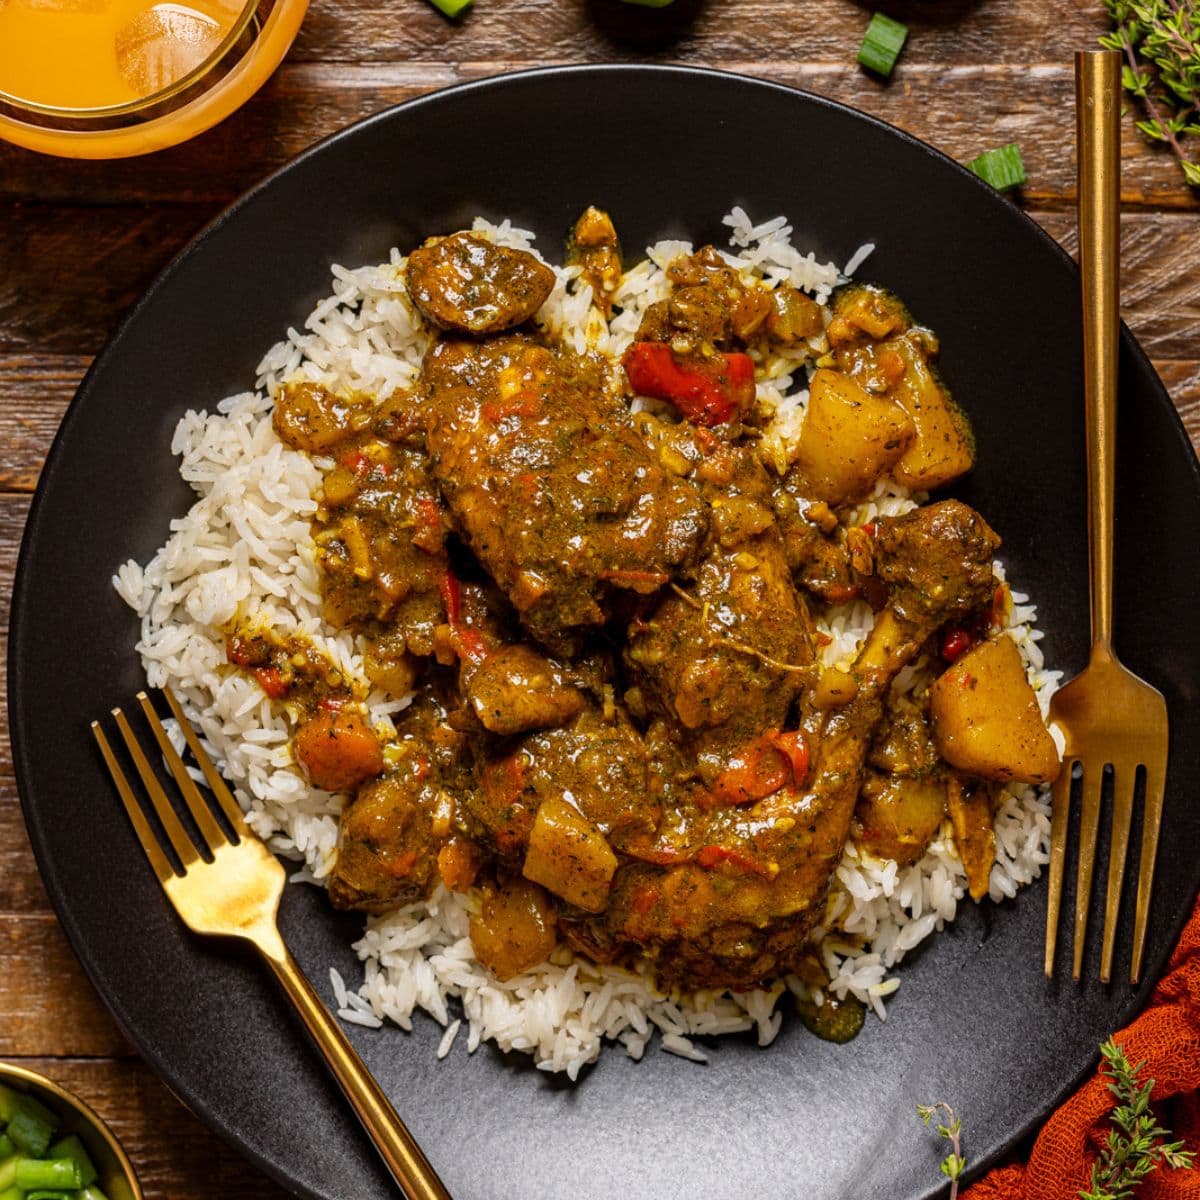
[0, 1060, 144, 1199]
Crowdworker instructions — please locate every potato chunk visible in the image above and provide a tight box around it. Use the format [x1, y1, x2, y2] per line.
[929, 636, 1061, 784]
[469, 878, 558, 981]
[791, 368, 915, 506]
[887, 338, 975, 490]
[522, 795, 618, 912]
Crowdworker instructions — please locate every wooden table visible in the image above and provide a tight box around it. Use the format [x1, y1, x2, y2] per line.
[1, 1, 1197, 1194]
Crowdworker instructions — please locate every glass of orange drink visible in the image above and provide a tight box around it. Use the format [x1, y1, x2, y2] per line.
[0, 0, 307, 156]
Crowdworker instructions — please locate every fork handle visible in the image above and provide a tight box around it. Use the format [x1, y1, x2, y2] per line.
[1076, 50, 1121, 653]
[261, 946, 453, 1200]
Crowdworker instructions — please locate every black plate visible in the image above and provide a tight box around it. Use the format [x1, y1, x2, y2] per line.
[10, 66, 1200, 1200]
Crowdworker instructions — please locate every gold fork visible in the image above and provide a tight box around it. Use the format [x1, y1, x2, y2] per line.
[91, 687, 452, 1200]
[1043, 51, 1170, 985]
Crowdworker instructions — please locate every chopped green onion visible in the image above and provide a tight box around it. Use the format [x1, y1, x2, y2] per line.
[24, 1192, 73, 1200]
[7, 1107, 56, 1158]
[15, 1156, 81, 1190]
[857, 13, 908, 78]
[79, 1187, 111, 1200]
[0, 1159, 15, 1190]
[0, 1086, 17, 1124]
[966, 144, 1027, 191]
[0, 1136, 11, 1160]
[0, 1187, 19, 1200]
[426, 0, 472, 18]
[48, 1134, 97, 1187]
[12, 1092, 59, 1131]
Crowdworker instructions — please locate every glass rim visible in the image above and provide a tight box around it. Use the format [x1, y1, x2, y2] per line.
[0, 0, 264, 121]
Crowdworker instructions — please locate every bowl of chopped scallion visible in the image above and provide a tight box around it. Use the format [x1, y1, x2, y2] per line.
[0, 1064, 141, 1200]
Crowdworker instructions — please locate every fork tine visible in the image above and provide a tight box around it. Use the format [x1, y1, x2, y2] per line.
[111, 706, 202, 870]
[1131, 754, 1166, 984]
[1071, 765, 1105, 980]
[1044, 760, 1074, 977]
[137, 692, 228, 852]
[160, 686, 250, 836]
[92, 722, 176, 884]
[1099, 764, 1136, 983]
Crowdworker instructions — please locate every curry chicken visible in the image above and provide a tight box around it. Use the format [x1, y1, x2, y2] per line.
[230, 211, 1062, 998]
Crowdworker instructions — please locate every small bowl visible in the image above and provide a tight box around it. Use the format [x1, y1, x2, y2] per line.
[0, 0, 308, 159]
[0, 1061, 143, 1200]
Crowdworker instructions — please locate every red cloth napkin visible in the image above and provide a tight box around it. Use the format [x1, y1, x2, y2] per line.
[965, 893, 1200, 1199]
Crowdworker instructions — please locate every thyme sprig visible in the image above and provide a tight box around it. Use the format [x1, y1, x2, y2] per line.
[1078, 1038, 1196, 1200]
[1100, 0, 1200, 186]
[917, 1102, 967, 1200]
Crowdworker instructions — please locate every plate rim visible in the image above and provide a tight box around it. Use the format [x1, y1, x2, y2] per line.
[9, 62, 1200, 1199]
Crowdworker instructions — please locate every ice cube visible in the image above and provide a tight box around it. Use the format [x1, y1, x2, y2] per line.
[114, 2, 225, 97]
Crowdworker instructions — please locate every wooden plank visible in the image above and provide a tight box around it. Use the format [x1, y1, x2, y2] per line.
[0, 356, 86, 491]
[2, 62, 1197, 210]
[0, 917, 129, 1057]
[0, 777, 49, 914]
[0, 1058, 291, 1198]
[0, 496, 28, 629]
[0, 206, 207, 355]
[1162, 360, 1200, 447]
[286, 0, 1118, 70]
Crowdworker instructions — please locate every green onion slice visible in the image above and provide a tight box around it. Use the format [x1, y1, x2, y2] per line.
[857, 13, 908, 78]
[966, 144, 1027, 191]
[426, 0, 472, 19]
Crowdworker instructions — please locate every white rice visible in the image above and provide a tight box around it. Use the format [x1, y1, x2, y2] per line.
[115, 211, 1060, 1077]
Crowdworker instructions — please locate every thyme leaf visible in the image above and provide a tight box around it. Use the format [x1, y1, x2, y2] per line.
[1102, 0, 1200, 186]
[1078, 1038, 1195, 1200]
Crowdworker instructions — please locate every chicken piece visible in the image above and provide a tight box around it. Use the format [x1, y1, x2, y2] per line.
[625, 446, 815, 786]
[469, 877, 558, 980]
[872, 499, 1001, 628]
[308, 399, 450, 660]
[868, 691, 940, 778]
[467, 703, 654, 860]
[465, 644, 584, 736]
[567, 206, 622, 316]
[327, 695, 469, 912]
[405, 232, 555, 334]
[929, 634, 1061, 783]
[272, 382, 374, 454]
[855, 772, 947, 867]
[773, 484, 861, 604]
[600, 499, 1004, 989]
[634, 246, 774, 352]
[947, 774, 998, 901]
[421, 334, 708, 653]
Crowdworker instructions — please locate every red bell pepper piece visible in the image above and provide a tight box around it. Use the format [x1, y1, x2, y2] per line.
[439, 570, 490, 664]
[940, 627, 976, 663]
[694, 844, 774, 878]
[622, 342, 755, 427]
[253, 665, 290, 699]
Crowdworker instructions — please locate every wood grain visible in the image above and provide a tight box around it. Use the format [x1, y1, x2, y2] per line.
[0, 779, 48, 914]
[0, 1059, 291, 1199]
[3, 63, 1198, 210]
[0, 918, 130, 1057]
[0, 357, 84, 491]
